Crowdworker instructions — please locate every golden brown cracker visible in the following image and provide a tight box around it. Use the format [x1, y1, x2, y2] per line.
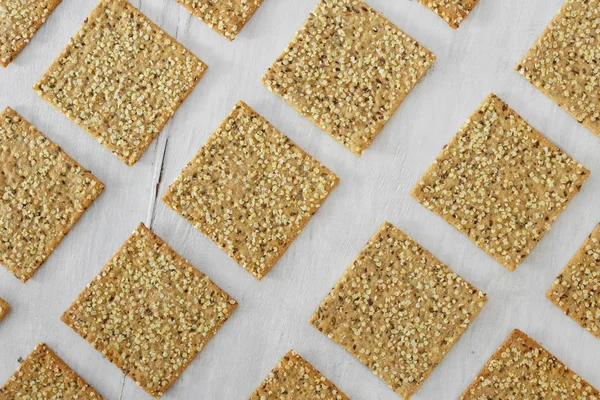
[0, 297, 9, 322]
[418, 0, 480, 29]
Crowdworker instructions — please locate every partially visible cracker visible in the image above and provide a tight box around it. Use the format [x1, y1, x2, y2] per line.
[0, 343, 104, 399]
[262, 0, 435, 155]
[250, 350, 349, 400]
[0, 0, 62, 67]
[547, 223, 600, 339]
[174, 0, 263, 40]
[61, 223, 237, 398]
[0, 107, 103, 282]
[34, 0, 207, 166]
[516, 0, 600, 138]
[310, 222, 487, 399]
[412, 94, 590, 271]
[418, 0, 480, 29]
[0, 297, 9, 322]
[163, 101, 339, 279]
[460, 329, 600, 399]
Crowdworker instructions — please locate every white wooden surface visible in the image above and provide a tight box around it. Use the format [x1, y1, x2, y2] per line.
[0, 0, 599, 399]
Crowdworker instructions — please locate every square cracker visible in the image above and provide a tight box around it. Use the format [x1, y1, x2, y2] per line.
[34, 0, 207, 166]
[0, 297, 9, 322]
[0, 343, 104, 399]
[61, 223, 237, 398]
[173, 0, 263, 40]
[310, 222, 487, 399]
[163, 101, 339, 280]
[547, 223, 600, 339]
[460, 329, 600, 399]
[411, 94, 590, 271]
[417, 0, 480, 29]
[516, 0, 600, 138]
[262, 0, 435, 156]
[250, 350, 349, 400]
[0, 107, 103, 282]
[0, 0, 62, 67]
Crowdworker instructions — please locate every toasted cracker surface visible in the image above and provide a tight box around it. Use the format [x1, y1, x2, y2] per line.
[516, 0, 600, 138]
[418, 0, 480, 29]
[0, 107, 103, 282]
[163, 101, 339, 280]
[0, 0, 62, 67]
[547, 223, 600, 339]
[0, 297, 9, 322]
[34, 0, 207, 166]
[411, 94, 589, 271]
[0, 343, 104, 399]
[460, 329, 600, 399]
[174, 0, 263, 40]
[310, 222, 487, 399]
[250, 350, 349, 400]
[262, 0, 435, 156]
[61, 223, 237, 398]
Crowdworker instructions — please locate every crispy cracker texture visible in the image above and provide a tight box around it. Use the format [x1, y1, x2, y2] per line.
[163, 101, 339, 280]
[0, 0, 62, 67]
[547, 223, 600, 339]
[411, 94, 590, 271]
[174, 0, 263, 40]
[250, 350, 349, 400]
[33, 0, 207, 166]
[61, 223, 237, 398]
[0, 343, 104, 399]
[262, 0, 435, 156]
[310, 222, 487, 399]
[460, 329, 600, 399]
[0, 107, 103, 282]
[418, 0, 480, 29]
[0, 296, 9, 322]
[516, 0, 600, 138]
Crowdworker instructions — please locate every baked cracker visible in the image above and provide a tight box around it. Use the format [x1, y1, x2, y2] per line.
[0, 107, 103, 282]
[417, 0, 480, 29]
[61, 223, 237, 398]
[310, 222, 487, 399]
[0, 296, 9, 322]
[34, 0, 207, 166]
[411, 94, 590, 271]
[163, 101, 339, 280]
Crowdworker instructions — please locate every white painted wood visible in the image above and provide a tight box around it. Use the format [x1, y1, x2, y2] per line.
[1, 0, 599, 399]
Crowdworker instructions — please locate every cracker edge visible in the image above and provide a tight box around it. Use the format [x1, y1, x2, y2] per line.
[546, 222, 600, 339]
[32, 0, 208, 166]
[0, 297, 9, 321]
[309, 221, 488, 399]
[162, 100, 340, 280]
[0, 0, 63, 68]
[515, 0, 600, 139]
[459, 329, 599, 399]
[260, 0, 436, 156]
[1, 107, 105, 282]
[0, 343, 104, 398]
[410, 93, 590, 272]
[417, 0, 481, 29]
[60, 222, 238, 398]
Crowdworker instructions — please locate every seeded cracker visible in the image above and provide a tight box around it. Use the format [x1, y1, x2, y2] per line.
[262, 0, 435, 156]
[0, 0, 62, 67]
[250, 350, 349, 400]
[61, 223, 237, 398]
[411, 94, 589, 271]
[173, 0, 263, 40]
[547, 223, 600, 339]
[34, 0, 207, 166]
[0, 107, 103, 282]
[417, 0, 480, 29]
[0, 297, 8, 322]
[460, 329, 600, 399]
[310, 222, 487, 399]
[516, 0, 600, 139]
[0, 343, 104, 399]
[163, 101, 339, 280]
